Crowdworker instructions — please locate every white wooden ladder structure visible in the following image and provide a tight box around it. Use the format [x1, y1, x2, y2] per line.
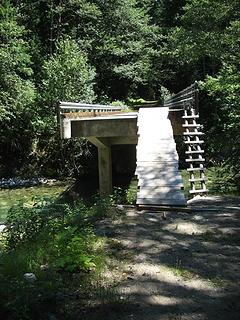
[135, 107, 186, 207]
[183, 108, 208, 194]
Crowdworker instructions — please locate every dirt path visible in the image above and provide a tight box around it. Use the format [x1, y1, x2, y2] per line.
[88, 196, 240, 320]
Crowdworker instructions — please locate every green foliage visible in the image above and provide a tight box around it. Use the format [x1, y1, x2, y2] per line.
[24, 37, 97, 179]
[110, 100, 127, 107]
[111, 187, 128, 204]
[20, 135, 97, 179]
[89, 194, 114, 218]
[168, 0, 240, 65]
[110, 185, 137, 205]
[200, 19, 240, 189]
[4, 198, 67, 248]
[126, 185, 137, 204]
[91, 0, 161, 99]
[0, 1, 36, 174]
[0, 196, 109, 319]
[161, 0, 240, 190]
[42, 37, 96, 108]
[127, 98, 147, 106]
[53, 226, 98, 272]
[3, 194, 110, 250]
[0, 249, 63, 319]
[203, 66, 240, 131]
[181, 167, 239, 196]
[207, 159, 239, 193]
[0, 1, 36, 121]
[0, 182, 69, 224]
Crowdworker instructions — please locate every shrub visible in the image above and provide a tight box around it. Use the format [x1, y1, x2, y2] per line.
[53, 227, 99, 272]
[0, 197, 107, 319]
[4, 198, 69, 249]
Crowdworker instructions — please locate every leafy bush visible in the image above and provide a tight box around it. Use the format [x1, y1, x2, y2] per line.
[4, 198, 69, 249]
[111, 187, 128, 204]
[0, 196, 108, 319]
[42, 37, 96, 108]
[110, 100, 127, 107]
[126, 185, 137, 205]
[53, 227, 99, 272]
[206, 165, 238, 194]
[110, 186, 137, 205]
[88, 194, 113, 218]
[202, 64, 240, 191]
[0, 3, 36, 176]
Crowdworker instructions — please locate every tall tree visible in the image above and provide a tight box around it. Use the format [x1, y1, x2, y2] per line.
[92, 0, 160, 99]
[0, 0, 36, 174]
[166, 0, 240, 188]
[41, 37, 96, 110]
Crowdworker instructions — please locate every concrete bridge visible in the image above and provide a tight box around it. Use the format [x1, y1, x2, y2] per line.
[58, 84, 207, 206]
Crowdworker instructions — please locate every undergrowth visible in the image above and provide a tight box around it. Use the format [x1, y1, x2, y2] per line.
[0, 195, 120, 320]
[181, 166, 240, 197]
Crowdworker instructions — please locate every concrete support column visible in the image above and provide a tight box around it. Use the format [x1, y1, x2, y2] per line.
[63, 119, 71, 139]
[98, 146, 112, 196]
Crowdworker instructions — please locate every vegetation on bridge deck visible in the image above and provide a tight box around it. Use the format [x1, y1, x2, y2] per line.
[63, 111, 126, 119]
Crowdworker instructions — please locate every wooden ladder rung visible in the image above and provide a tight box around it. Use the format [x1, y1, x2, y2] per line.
[189, 178, 207, 182]
[185, 150, 204, 154]
[182, 124, 201, 128]
[184, 140, 204, 144]
[182, 115, 199, 119]
[187, 167, 206, 171]
[189, 189, 208, 194]
[186, 158, 205, 162]
[183, 132, 204, 136]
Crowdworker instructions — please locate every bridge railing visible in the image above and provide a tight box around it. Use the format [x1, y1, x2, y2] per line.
[58, 101, 124, 138]
[164, 82, 199, 113]
[58, 101, 123, 118]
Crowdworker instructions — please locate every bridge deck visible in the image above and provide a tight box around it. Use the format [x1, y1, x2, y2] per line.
[136, 107, 186, 207]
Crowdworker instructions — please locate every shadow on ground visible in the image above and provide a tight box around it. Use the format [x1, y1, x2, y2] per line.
[85, 196, 240, 320]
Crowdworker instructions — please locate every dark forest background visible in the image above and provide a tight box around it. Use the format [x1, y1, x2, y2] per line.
[0, 0, 239, 189]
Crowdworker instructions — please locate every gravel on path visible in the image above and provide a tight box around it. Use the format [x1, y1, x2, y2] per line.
[89, 196, 240, 320]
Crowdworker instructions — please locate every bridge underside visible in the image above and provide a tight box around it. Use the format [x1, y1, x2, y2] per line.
[61, 111, 184, 196]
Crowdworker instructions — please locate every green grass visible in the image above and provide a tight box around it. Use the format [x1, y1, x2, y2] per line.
[0, 182, 69, 224]
[168, 265, 195, 280]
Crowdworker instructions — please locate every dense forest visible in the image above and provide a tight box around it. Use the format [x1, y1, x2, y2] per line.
[0, 0, 240, 189]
